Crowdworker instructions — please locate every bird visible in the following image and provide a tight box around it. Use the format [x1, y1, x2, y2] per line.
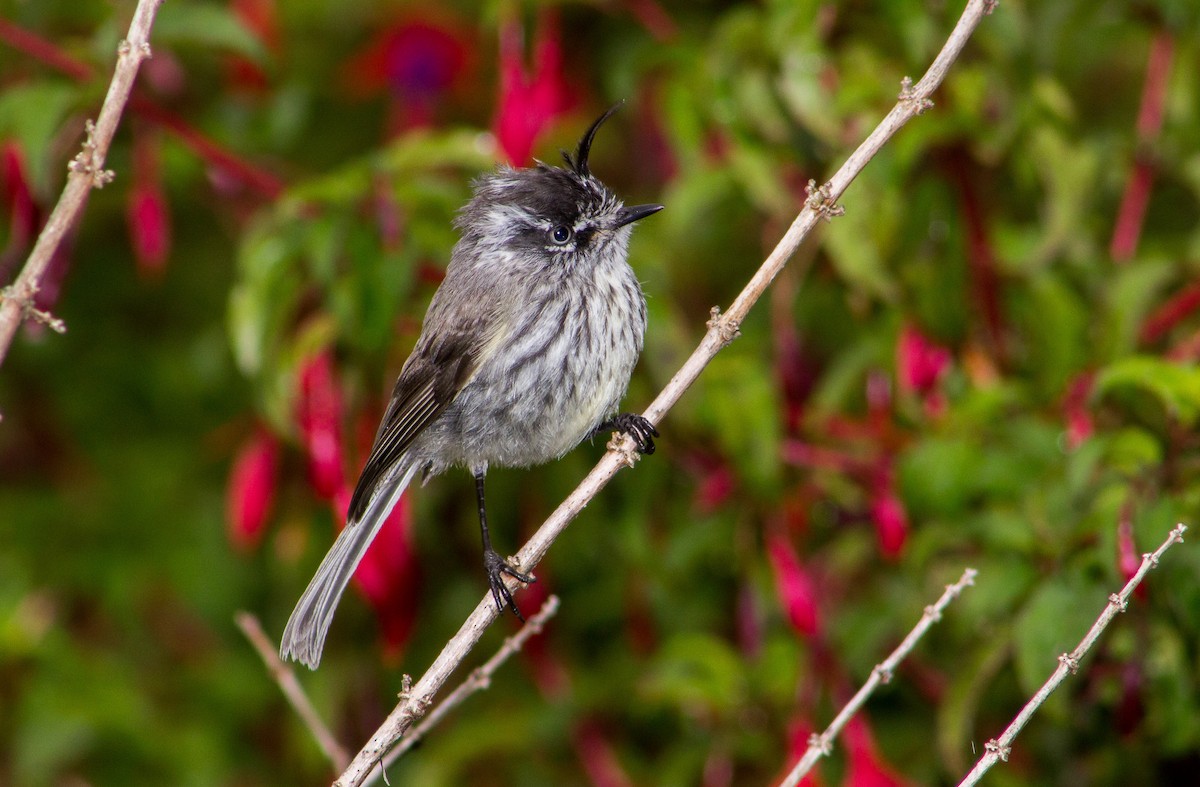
[279, 102, 663, 669]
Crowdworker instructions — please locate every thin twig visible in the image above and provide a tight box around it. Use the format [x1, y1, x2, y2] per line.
[362, 595, 561, 787]
[0, 20, 285, 199]
[0, 0, 164, 369]
[235, 611, 351, 771]
[957, 523, 1187, 787]
[332, 2, 996, 784]
[781, 568, 978, 787]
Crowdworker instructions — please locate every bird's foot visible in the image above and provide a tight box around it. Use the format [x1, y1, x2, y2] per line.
[598, 413, 659, 455]
[484, 548, 535, 620]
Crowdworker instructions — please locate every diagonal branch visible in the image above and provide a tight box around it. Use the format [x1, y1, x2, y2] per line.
[957, 523, 1188, 787]
[236, 612, 351, 771]
[0, 19, 285, 200]
[780, 568, 978, 787]
[0, 0, 164, 370]
[363, 595, 561, 786]
[333, 2, 998, 784]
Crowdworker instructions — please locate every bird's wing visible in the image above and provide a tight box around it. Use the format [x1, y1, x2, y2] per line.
[346, 304, 506, 523]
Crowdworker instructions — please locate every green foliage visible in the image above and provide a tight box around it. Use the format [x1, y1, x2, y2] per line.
[2, 1, 1200, 786]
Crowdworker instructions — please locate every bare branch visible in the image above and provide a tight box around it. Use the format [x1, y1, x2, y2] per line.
[362, 595, 561, 787]
[235, 612, 351, 771]
[957, 523, 1188, 787]
[333, 2, 996, 783]
[781, 568, 978, 787]
[0, 0, 164, 369]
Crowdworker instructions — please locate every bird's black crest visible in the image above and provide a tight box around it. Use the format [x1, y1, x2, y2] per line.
[562, 100, 625, 178]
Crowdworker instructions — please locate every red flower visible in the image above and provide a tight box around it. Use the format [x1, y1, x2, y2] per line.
[295, 352, 345, 499]
[493, 9, 570, 165]
[226, 429, 280, 551]
[694, 461, 735, 513]
[1063, 372, 1095, 450]
[870, 491, 908, 559]
[228, 0, 280, 92]
[126, 132, 171, 276]
[572, 718, 634, 787]
[344, 17, 470, 130]
[766, 533, 821, 636]
[127, 181, 171, 275]
[2, 142, 37, 253]
[843, 717, 913, 787]
[896, 324, 950, 417]
[1116, 502, 1143, 596]
[780, 718, 825, 787]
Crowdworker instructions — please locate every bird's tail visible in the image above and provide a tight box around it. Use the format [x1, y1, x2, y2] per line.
[279, 461, 418, 669]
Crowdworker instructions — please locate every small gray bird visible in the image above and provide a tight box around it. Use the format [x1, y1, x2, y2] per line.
[280, 103, 662, 669]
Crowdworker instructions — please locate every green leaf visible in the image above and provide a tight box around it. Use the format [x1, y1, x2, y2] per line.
[0, 81, 80, 194]
[1014, 578, 1106, 699]
[153, 2, 267, 62]
[643, 632, 746, 715]
[1094, 356, 1200, 427]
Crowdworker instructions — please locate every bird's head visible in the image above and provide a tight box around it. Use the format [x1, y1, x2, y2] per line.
[457, 102, 663, 271]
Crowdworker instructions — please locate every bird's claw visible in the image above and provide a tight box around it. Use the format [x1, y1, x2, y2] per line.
[484, 548, 535, 620]
[602, 413, 658, 455]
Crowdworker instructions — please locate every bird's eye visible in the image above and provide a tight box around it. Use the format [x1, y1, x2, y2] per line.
[550, 225, 573, 245]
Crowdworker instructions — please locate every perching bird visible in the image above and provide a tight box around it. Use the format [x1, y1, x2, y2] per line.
[280, 102, 662, 668]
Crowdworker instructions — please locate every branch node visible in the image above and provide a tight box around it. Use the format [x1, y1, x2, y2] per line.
[984, 739, 1010, 761]
[807, 732, 833, 756]
[1108, 592, 1128, 613]
[606, 432, 640, 466]
[924, 603, 942, 623]
[397, 673, 419, 705]
[1058, 652, 1080, 674]
[984, 0, 1000, 13]
[473, 666, 492, 691]
[898, 76, 935, 113]
[68, 120, 115, 188]
[1142, 550, 1159, 568]
[0, 284, 68, 334]
[874, 664, 894, 684]
[804, 179, 845, 222]
[707, 306, 741, 345]
[118, 38, 152, 60]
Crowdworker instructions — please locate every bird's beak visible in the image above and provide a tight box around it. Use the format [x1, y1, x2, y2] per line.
[613, 203, 664, 229]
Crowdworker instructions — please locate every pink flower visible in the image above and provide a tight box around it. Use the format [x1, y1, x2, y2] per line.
[493, 9, 570, 165]
[896, 324, 950, 417]
[343, 16, 471, 130]
[228, 0, 280, 92]
[694, 461, 735, 513]
[571, 718, 635, 787]
[2, 142, 37, 252]
[1063, 372, 1095, 450]
[844, 717, 913, 787]
[226, 429, 280, 551]
[870, 491, 908, 559]
[127, 181, 171, 275]
[127, 133, 171, 276]
[779, 718, 825, 787]
[766, 533, 821, 636]
[295, 352, 345, 499]
[1116, 502, 1142, 593]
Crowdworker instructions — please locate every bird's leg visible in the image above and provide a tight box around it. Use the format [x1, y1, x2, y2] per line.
[595, 413, 659, 455]
[474, 470, 535, 620]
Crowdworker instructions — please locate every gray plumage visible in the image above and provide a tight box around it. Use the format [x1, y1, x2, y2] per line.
[280, 103, 662, 668]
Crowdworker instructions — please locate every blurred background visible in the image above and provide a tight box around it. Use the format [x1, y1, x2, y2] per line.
[2, 0, 1200, 784]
